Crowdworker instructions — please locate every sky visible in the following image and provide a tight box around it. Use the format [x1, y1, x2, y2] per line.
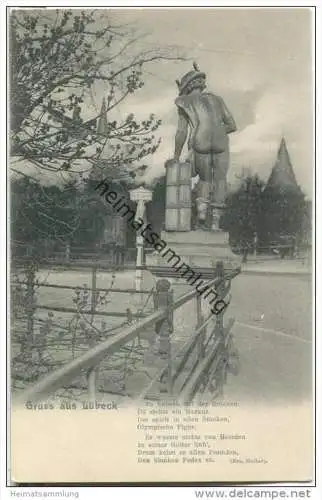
[107, 8, 314, 197]
[13, 8, 314, 197]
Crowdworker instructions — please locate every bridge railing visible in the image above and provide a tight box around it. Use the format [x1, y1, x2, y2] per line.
[15, 264, 241, 405]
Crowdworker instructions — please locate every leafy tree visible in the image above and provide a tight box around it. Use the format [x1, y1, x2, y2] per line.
[300, 199, 312, 248]
[10, 9, 183, 176]
[221, 174, 264, 261]
[71, 178, 134, 249]
[222, 171, 307, 260]
[260, 184, 306, 255]
[11, 175, 138, 256]
[11, 176, 80, 256]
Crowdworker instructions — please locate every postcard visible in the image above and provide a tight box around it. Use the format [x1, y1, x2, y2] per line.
[8, 6, 315, 484]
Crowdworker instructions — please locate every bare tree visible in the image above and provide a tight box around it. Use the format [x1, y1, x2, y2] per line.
[9, 9, 184, 176]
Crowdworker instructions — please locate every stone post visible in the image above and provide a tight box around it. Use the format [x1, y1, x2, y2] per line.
[130, 186, 153, 293]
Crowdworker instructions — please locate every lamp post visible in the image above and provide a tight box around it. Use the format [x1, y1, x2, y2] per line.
[130, 186, 153, 292]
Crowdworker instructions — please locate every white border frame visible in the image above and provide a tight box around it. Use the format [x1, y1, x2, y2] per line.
[1, 1, 320, 498]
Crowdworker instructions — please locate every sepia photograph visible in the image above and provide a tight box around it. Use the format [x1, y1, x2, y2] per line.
[6, 4, 316, 485]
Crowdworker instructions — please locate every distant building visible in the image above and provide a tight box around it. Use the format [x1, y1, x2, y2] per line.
[265, 137, 301, 193]
[261, 137, 311, 254]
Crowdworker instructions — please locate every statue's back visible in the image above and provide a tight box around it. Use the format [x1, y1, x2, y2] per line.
[175, 92, 228, 154]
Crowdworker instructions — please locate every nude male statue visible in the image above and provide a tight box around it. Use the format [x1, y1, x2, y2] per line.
[170, 62, 237, 229]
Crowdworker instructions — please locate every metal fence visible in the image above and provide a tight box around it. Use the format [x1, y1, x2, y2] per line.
[12, 261, 241, 404]
[10, 260, 155, 394]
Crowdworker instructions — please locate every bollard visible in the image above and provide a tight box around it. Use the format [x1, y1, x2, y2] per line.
[153, 279, 173, 394]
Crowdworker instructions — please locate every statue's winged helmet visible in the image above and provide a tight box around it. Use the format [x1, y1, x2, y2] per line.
[176, 62, 206, 95]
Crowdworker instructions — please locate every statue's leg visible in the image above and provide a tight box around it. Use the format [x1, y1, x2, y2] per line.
[212, 149, 229, 205]
[193, 152, 212, 227]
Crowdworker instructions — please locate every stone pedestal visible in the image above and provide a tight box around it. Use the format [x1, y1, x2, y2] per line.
[146, 229, 241, 269]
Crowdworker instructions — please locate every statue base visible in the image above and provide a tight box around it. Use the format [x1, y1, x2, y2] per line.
[146, 230, 241, 269]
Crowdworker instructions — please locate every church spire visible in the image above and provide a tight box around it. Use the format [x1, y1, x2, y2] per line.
[96, 98, 108, 136]
[265, 137, 300, 192]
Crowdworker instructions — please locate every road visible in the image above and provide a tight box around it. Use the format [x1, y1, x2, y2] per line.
[223, 273, 312, 404]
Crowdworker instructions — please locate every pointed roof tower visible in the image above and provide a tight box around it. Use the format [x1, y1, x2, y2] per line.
[96, 98, 108, 136]
[265, 137, 300, 192]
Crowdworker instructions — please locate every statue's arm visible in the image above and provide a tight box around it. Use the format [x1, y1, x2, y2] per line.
[174, 108, 188, 161]
[219, 98, 237, 134]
